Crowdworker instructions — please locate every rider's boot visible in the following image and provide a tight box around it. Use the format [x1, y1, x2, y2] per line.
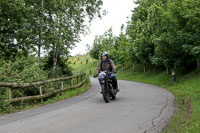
[116, 85, 120, 92]
[100, 87, 103, 94]
[113, 79, 120, 92]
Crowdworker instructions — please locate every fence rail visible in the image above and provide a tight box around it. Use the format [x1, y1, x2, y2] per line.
[0, 73, 86, 105]
[0, 73, 85, 88]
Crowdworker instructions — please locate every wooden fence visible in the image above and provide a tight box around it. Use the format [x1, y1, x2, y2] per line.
[0, 73, 86, 106]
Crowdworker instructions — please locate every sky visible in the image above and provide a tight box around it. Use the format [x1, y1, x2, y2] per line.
[70, 0, 136, 56]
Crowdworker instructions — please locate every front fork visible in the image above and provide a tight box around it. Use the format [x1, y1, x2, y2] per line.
[99, 77, 108, 93]
[99, 76, 114, 94]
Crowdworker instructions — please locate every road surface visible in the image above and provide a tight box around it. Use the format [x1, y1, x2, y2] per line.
[0, 78, 175, 133]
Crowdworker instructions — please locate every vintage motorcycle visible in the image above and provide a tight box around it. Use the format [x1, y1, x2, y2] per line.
[98, 71, 118, 103]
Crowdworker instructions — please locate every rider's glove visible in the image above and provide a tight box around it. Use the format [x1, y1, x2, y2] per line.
[93, 74, 98, 78]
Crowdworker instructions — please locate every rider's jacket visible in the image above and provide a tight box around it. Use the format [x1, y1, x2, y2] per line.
[95, 59, 117, 75]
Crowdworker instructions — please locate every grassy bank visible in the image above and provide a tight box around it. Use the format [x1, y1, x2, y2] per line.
[70, 55, 97, 75]
[71, 55, 200, 133]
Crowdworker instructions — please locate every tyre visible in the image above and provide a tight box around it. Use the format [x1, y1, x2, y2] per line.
[111, 95, 116, 100]
[101, 84, 110, 103]
[103, 92, 110, 103]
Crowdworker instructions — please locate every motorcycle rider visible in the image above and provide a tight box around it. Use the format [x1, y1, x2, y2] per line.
[93, 52, 119, 92]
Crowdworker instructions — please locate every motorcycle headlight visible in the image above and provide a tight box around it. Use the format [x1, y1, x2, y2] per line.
[99, 72, 106, 78]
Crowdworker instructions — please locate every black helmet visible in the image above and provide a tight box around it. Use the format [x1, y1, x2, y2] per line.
[101, 51, 108, 57]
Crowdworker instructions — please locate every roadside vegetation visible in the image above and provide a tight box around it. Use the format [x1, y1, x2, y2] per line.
[0, 0, 103, 114]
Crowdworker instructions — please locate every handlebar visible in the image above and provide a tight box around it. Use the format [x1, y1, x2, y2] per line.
[101, 71, 116, 75]
[93, 70, 116, 78]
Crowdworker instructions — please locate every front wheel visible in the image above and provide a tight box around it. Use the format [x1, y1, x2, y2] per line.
[111, 95, 116, 100]
[101, 84, 110, 103]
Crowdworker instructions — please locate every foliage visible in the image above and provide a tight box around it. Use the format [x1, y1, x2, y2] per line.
[90, 28, 123, 64]
[0, 0, 103, 57]
[90, 0, 200, 72]
[0, 55, 47, 83]
[0, 0, 104, 78]
[0, 87, 10, 114]
[44, 50, 72, 78]
[0, 55, 48, 113]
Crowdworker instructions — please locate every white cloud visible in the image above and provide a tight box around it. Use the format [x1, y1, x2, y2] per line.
[70, 0, 136, 56]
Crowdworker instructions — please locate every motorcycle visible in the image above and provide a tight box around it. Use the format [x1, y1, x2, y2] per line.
[98, 71, 118, 103]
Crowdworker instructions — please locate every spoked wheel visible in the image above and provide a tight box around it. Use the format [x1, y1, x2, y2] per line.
[101, 85, 110, 103]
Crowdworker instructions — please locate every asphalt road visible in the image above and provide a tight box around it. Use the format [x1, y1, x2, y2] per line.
[0, 78, 175, 133]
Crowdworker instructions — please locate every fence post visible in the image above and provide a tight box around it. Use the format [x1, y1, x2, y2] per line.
[70, 78, 73, 86]
[70, 78, 73, 90]
[39, 86, 43, 103]
[8, 88, 12, 109]
[61, 81, 64, 96]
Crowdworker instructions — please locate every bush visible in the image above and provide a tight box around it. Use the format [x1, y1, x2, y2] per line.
[0, 56, 47, 83]
[44, 51, 72, 78]
[0, 88, 10, 114]
[0, 55, 48, 113]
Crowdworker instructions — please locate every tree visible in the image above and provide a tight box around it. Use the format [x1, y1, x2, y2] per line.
[0, 0, 104, 79]
[90, 35, 103, 60]
[0, 0, 35, 59]
[127, 0, 155, 72]
[180, 0, 200, 70]
[115, 25, 130, 71]
[89, 0, 200, 74]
